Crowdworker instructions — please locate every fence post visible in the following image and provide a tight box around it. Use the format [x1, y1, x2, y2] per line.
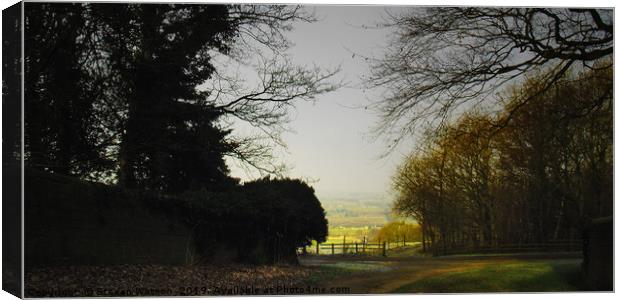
[363, 238, 366, 253]
[331, 244, 335, 255]
[403, 234, 406, 246]
[355, 242, 358, 254]
[316, 242, 320, 255]
[382, 241, 387, 257]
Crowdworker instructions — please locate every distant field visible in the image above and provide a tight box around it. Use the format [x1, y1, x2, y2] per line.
[325, 226, 379, 244]
[319, 199, 419, 247]
[318, 199, 387, 245]
[322, 200, 391, 227]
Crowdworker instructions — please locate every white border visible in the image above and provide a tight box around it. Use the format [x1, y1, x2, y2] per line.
[0, 1, 616, 300]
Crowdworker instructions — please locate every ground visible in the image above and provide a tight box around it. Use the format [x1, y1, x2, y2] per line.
[25, 252, 584, 296]
[25, 264, 312, 297]
[300, 252, 584, 294]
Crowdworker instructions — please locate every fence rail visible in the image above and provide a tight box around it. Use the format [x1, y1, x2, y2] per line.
[436, 240, 583, 256]
[297, 239, 582, 257]
[297, 240, 419, 257]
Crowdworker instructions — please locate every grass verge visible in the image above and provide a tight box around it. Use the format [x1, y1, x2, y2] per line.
[393, 260, 583, 293]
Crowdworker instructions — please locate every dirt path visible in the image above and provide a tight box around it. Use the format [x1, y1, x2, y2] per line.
[300, 253, 581, 294]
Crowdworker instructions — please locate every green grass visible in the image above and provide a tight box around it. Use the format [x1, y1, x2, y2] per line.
[394, 260, 583, 293]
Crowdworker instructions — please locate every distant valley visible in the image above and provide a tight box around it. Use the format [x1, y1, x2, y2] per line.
[318, 197, 393, 227]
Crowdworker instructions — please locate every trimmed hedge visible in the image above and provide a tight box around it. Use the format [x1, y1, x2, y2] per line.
[24, 167, 193, 267]
[169, 177, 328, 264]
[23, 166, 327, 266]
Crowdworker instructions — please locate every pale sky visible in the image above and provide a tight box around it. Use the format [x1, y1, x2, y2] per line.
[226, 5, 416, 201]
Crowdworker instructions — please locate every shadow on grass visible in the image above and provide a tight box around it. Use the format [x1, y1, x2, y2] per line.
[303, 261, 391, 285]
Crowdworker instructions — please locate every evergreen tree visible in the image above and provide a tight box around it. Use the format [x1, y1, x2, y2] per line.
[89, 4, 237, 192]
[24, 3, 106, 176]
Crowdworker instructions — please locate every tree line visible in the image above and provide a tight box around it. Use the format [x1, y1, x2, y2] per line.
[366, 7, 613, 255]
[392, 64, 612, 254]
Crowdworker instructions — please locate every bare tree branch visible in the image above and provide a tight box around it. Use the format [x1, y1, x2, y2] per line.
[367, 7, 613, 146]
[201, 5, 341, 175]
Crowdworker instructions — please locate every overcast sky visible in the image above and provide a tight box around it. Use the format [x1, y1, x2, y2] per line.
[226, 5, 416, 201]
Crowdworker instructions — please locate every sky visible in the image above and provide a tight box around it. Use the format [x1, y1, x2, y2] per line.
[225, 5, 416, 202]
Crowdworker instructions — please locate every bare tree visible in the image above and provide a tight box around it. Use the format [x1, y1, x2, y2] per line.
[367, 7, 613, 145]
[228, 5, 317, 53]
[205, 5, 342, 176]
[208, 54, 339, 132]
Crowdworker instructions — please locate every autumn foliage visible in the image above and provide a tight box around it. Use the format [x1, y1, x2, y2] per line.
[392, 64, 612, 254]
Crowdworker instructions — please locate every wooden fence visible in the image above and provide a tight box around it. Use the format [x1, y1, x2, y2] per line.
[297, 240, 419, 257]
[436, 240, 583, 256]
[297, 239, 582, 257]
